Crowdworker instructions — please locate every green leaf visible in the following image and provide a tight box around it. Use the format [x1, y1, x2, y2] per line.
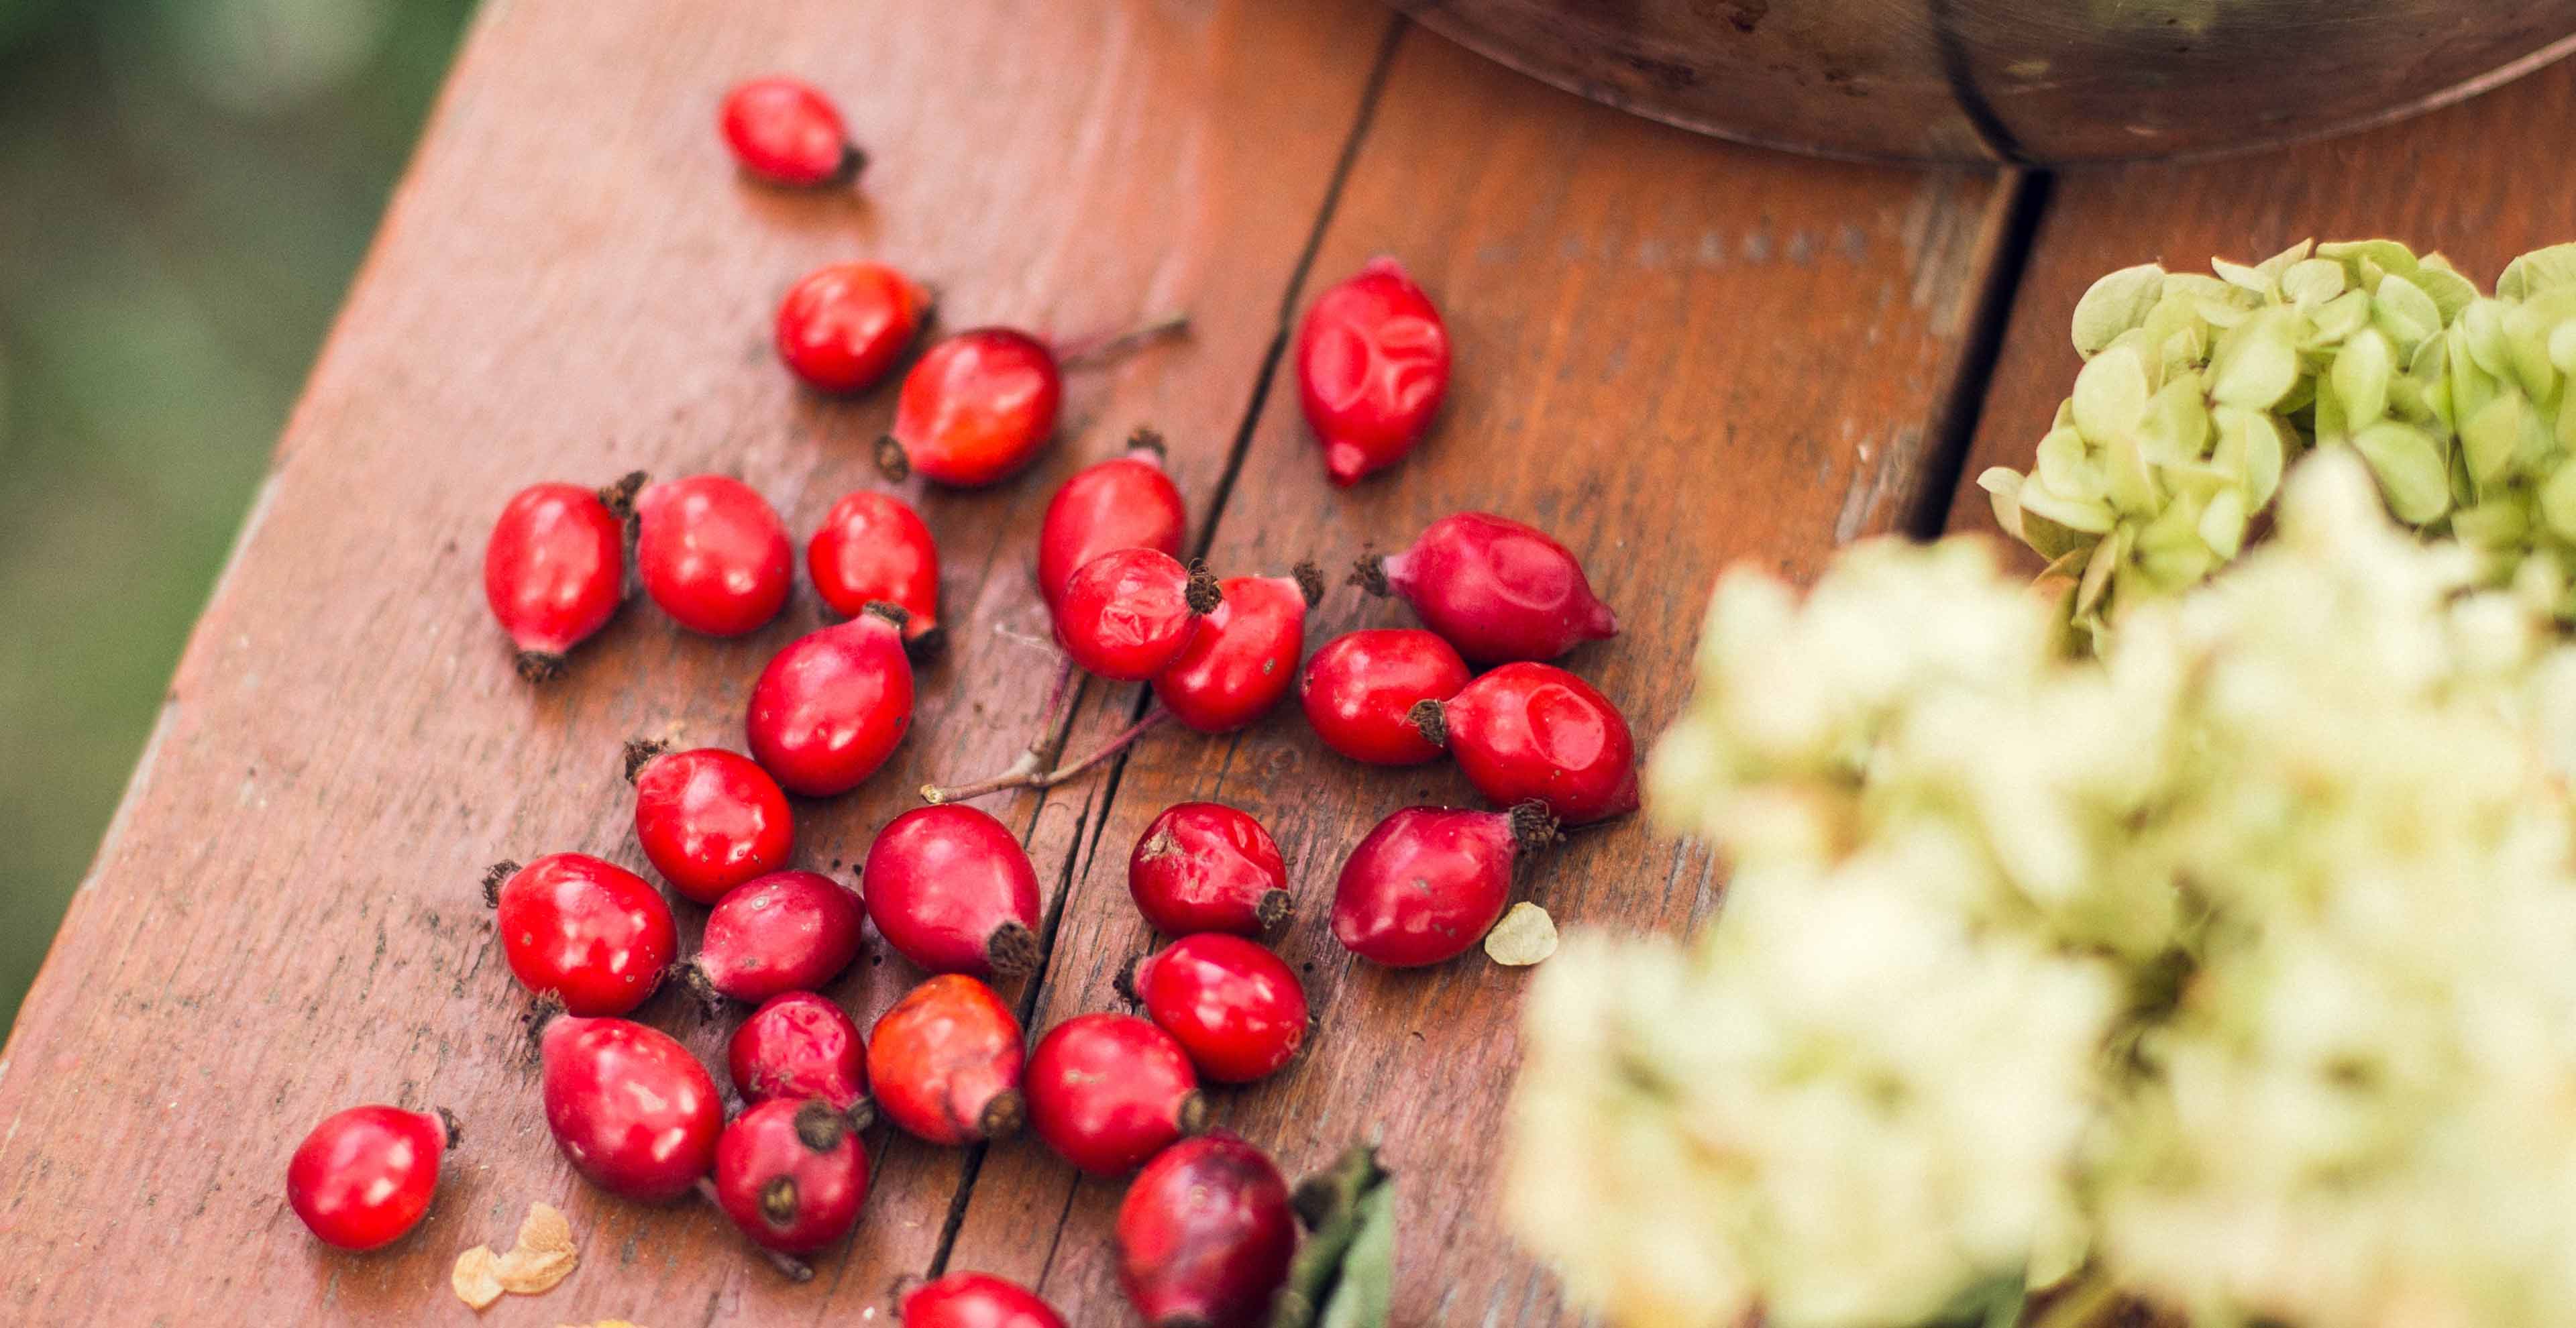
[2462, 300, 2516, 379]
[2541, 465, 2576, 543]
[2414, 255, 2481, 322]
[2332, 327, 2394, 427]
[2070, 263, 2167, 357]
[2141, 378, 2210, 466]
[2213, 406, 2287, 508]
[2354, 421, 2451, 523]
[1275, 1144, 1393, 1328]
[2462, 393, 2532, 486]
[1317, 1186, 1394, 1328]
[2551, 321, 2576, 375]
[2208, 310, 2300, 408]
[2500, 243, 2576, 299]
[2280, 258, 2346, 306]
[2256, 238, 2315, 280]
[2372, 273, 2443, 348]
[2212, 255, 2271, 294]
[2319, 238, 2421, 278]
[2199, 487, 2249, 559]
[2035, 426, 2099, 500]
[2070, 345, 2150, 443]
[2306, 288, 2371, 344]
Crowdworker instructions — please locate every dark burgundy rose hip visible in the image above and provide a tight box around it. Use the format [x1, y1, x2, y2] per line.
[1116, 1130, 1297, 1327]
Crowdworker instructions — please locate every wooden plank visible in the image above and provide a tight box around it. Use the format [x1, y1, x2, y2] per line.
[1947, 58, 2576, 544]
[0, 0, 1389, 1320]
[938, 26, 2019, 1324]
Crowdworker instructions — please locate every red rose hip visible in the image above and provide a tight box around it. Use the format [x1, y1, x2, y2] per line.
[877, 327, 1063, 488]
[1036, 427, 1186, 613]
[746, 604, 916, 796]
[867, 975, 1026, 1145]
[1128, 803, 1291, 937]
[287, 1104, 455, 1250]
[1415, 661, 1639, 824]
[720, 76, 863, 186]
[484, 853, 676, 1016]
[902, 1272, 1067, 1328]
[482, 472, 641, 681]
[1025, 1013, 1205, 1175]
[1116, 1130, 1296, 1328]
[808, 490, 942, 648]
[777, 262, 928, 394]
[1122, 934, 1309, 1084]
[713, 1099, 871, 1257]
[1295, 256, 1450, 486]
[1331, 803, 1557, 967]
[627, 741, 794, 904]
[1299, 628, 1470, 765]
[636, 475, 793, 637]
[1056, 548, 1220, 681]
[731, 991, 871, 1125]
[1152, 567, 1321, 733]
[1356, 511, 1617, 664]
[537, 1010, 722, 1202]
[863, 804, 1042, 976]
[678, 869, 867, 1005]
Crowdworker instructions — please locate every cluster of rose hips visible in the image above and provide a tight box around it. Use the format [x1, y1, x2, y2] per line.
[286, 72, 1638, 1327]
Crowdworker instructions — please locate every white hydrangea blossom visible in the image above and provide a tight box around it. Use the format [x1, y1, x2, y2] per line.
[1511, 453, 2576, 1328]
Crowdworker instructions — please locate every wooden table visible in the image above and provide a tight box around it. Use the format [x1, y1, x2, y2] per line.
[5, 2, 2575, 1323]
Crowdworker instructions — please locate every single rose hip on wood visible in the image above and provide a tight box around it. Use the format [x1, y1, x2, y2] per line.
[1055, 548, 1222, 682]
[482, 472, 642, 681]
[1295, 256, 1450, 486]
[676, 869, 867, 1006]
[712, 1099, 870, 1258]
[1298, 628, 1470, 765]
[867, 975, 1026, 1146]
[863, 804, 1042, 977]
[1331, 803, 1558, 968]
[1116, 1131, 1296, 1327]
[746, 603, 916, 796]
[1354, 511, 1617, 664]
[287, 1104, 456, 1250]
[535, 1008, 722, 1203]
[1121, 933, 1308, 1084]
[876, 317, 1187, 487]
[1036, 427, 1187, 614]
[900, 1271, 1067, 1328]
[1151, 565, 1322, 733]
[1413, 661, 1640, 824]
[636, 475, 794, 637]
[1128, 802, 1291, 938]
[626, 741, 794, 905]
[1025, 1012, 1205, 1175]
[720, 76, 864, 187]
[483, 853, 675, 1016]
[730, 991, 871, 1126]
[775, 262, 928, 394]
[807, 490, 943, 649]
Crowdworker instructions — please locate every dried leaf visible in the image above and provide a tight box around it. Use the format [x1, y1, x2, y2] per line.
[519, 1203, 576, 1258]
[496, 1245, 578, 1295]
[1484, 903, 1558, 966]
[452, 1246, 504, 1311]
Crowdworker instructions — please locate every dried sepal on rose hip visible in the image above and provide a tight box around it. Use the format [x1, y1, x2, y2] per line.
[482, 471, 643, 682]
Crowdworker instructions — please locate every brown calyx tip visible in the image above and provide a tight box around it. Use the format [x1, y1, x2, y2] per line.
[514, 650, 568, 683]
[597, 470, 647, 519]
[978, 1087, 1026, 1141]
[621, 738, 669, 783]
[835, 141, 869, 185]
[523, 990, 568, 1062]
[481, 861, 519, 908]
[906, 621, 949, 664]
[1507, 800, 1564, 853]
[861, 599, 912, 632]
[435, 1106, 464, 1150]
[676, 961, 724, 1015]
[1114, 953, 1146, 1005]
[1184, 561, 1224, 615]
[794, 1099, 849, 1152]
[1175, 1090, 1210, 1139]
[1126, 425, 1168, 461]
[1152, 1315, 1218, 1328]
[873, 435, 912, 482]
[1256, 887, 1295, 932]
[759, 1175, 800, 1229]
[986, 920, 1040, 977]
[1348, 552, 1391, 598]
[1291, 561, 1326, 608]
[845, 1095, 878, 1134]
[1408, 698, 1448, 748]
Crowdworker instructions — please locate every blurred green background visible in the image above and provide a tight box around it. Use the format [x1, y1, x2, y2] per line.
[0, 0, 476, 1032]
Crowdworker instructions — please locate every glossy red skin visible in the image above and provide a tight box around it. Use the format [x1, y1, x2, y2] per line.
[1152, 575, 1307, 734]
[890, 328, 1063, 487]
[1025, 1013, 1201, 1176]
[692, 870, 867, 1003]
[482, 481, 626, 661]
[1116, 1131, 1296, 1328]
[636, 476, 793, 637]
[1128, 935, 1309, 1085]
[712, 1099, 871, 1256]
[1128, 803, 1289, 938]
[730, 992, 869, 1115]
[287, 1105, 448, 1250]
[1331, 806, 1523, 967]
[1435, 662, 1639, 824]
[633, 746, 794, 905]
[720, 76, 857, 186]
[1299, 628, 1470, 765]
[1295, 256, 1450, 486]
[1380, 512, 1617, 664]
[863, 805, 1042, 976]
[867, 975, 1025, 1146]
[538, 1014, 722, 1202]
[1056, 547, 1201, 681]
[777, 263, 926, 394]
[902, 1272, 1068, 1328]
[492, 853, 676, 1016]
[746, 611, 916, 796]
[1036, 446, 1185, 613]
[807, 490, 941, 639]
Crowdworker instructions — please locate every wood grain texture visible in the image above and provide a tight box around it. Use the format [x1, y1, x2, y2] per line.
[1946, 56, 2576, 545]
[0, 0, 1387, 1320]
[937, 27, 2015, 1325]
